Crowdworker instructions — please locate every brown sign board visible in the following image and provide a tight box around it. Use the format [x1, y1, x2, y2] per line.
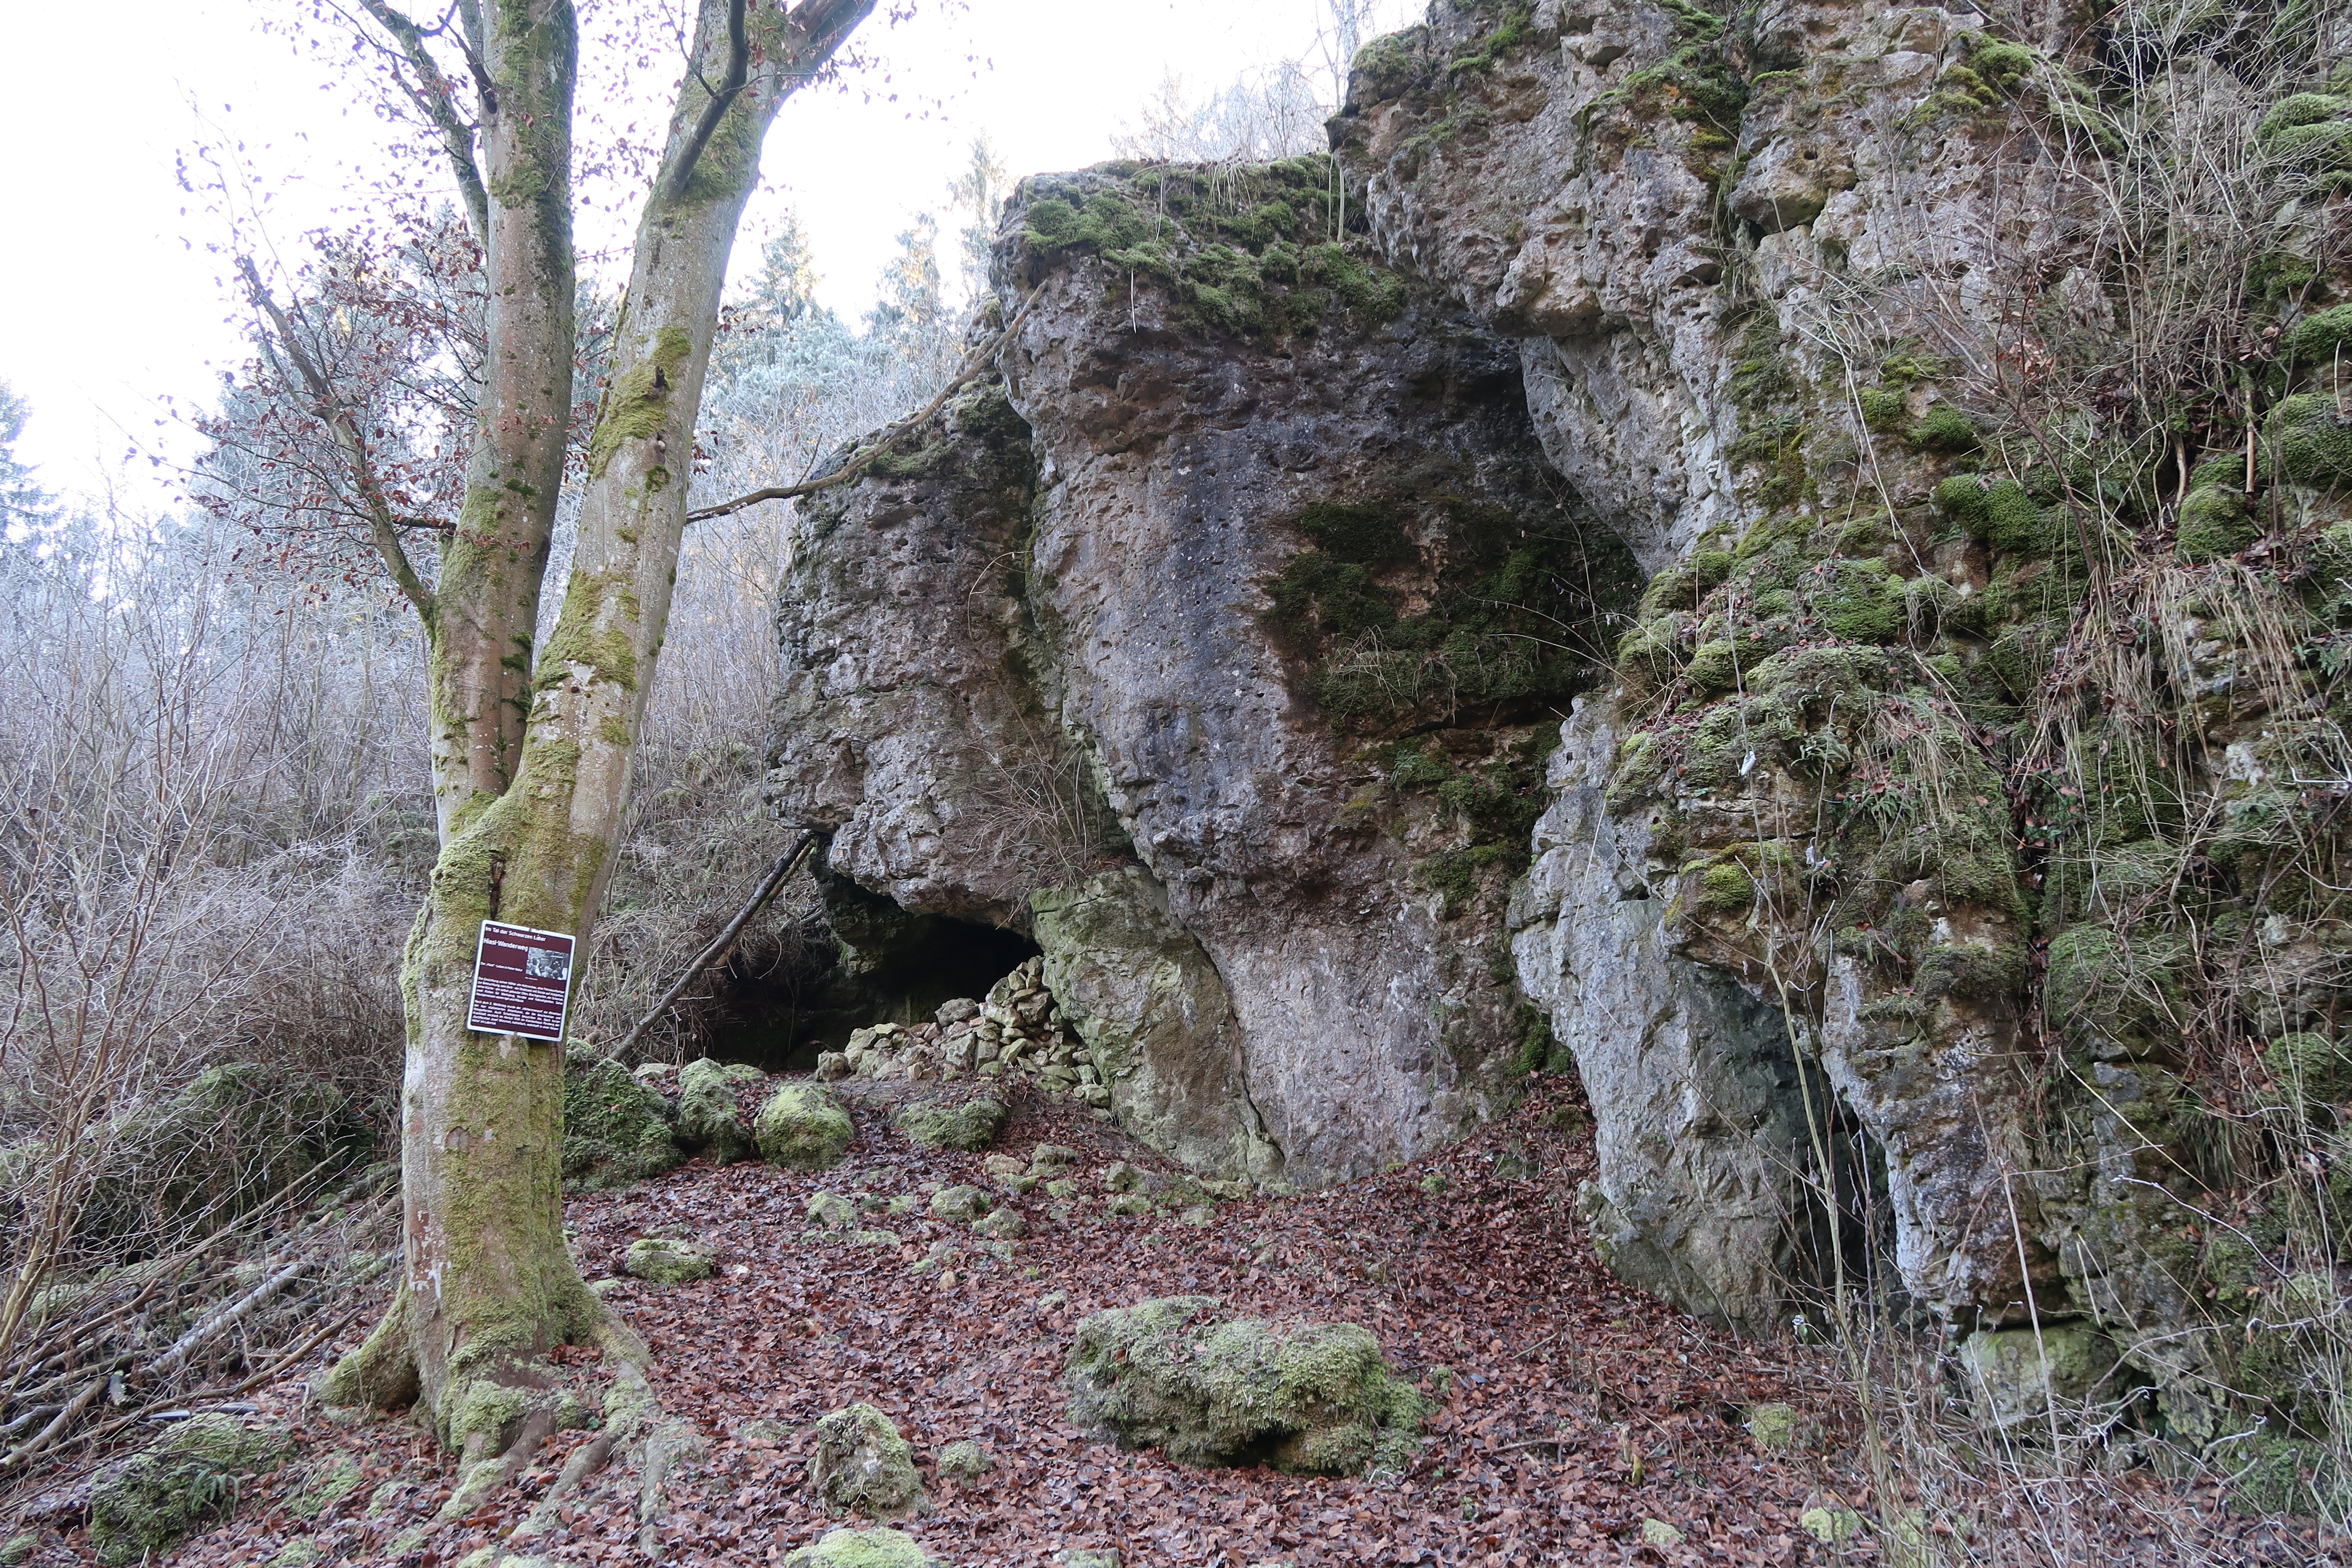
[467, 920, 576, 1042]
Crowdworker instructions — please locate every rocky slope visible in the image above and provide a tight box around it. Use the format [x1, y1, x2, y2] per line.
[768, 0, 2352, 1463]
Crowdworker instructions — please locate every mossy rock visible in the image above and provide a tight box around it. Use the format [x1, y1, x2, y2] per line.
[88, 1414, 295, 1566]
[895, 1096, 1007, 1152]
[936, 1439, 993, 1482]
[2271, 394, 2352, 488]
[1065, 1296, 1426, 1475]
[677, 1059, 761, 1164]
[284, 1452, 363, 1519]
[2227, 1432, 2348, 1518]
[1958, 1325, 2130, 1428]
[756, 1083, 854, 1170]
[2264, 1032, 2352, 1110]
[782, 1528, 944, 1568]
[808, 1404, 927, 1520]
[1746, 1403, 1802, 1455]
[1910, 405, 1978, 453]
[1935, 475, 2057, 554]
[2178, 485, 2257, 562]
[562, 1049, 683, 1190]
[625, 1237, 714, 1285]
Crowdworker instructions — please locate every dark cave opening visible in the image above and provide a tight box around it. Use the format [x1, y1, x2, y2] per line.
[698, 856, 1039, 1072]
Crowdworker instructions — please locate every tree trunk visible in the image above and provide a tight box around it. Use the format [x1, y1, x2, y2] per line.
[329, 0, 874, 1449]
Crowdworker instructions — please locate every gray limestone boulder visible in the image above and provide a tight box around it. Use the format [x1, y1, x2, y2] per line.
[807, 1404, 927, 1520]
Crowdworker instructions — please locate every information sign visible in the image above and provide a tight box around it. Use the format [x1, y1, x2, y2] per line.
[466, 920, 576, 1042]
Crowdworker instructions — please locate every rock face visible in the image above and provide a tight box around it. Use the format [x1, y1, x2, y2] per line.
[1065, 1297, 1425, 1475]
[769, 159, 1635, 1189]
[760, 0, 2352, 1461]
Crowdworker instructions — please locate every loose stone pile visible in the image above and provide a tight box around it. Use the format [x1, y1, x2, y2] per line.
[816, 958, 1111, 1111]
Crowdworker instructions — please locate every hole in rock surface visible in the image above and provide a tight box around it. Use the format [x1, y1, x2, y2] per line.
[701, 857, 1039, 1072]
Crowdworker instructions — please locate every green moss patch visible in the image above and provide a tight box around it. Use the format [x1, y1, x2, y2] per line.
[1065, 1296, 1426, 1475]
[1017, 160, 1404, 337]
[756, 1082, 855, 1170]
[562, 1049, 683, 1190]
[89, 1415, 295, 1567]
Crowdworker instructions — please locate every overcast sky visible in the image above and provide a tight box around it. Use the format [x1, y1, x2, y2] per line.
[0, 0, 1415, 505]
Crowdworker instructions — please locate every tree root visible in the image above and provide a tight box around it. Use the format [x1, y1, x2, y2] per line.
[362, 1304, 702, 1566]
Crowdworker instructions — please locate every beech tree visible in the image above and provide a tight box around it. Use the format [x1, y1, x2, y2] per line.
[221, 0, 877, 1512]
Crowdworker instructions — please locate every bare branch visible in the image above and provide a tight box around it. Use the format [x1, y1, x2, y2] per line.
[236, 257, 440, 624]
[351, 0, 492, 240]
[685, 286, 1043, 524]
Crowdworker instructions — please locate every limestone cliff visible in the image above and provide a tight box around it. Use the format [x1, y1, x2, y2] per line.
[767, 157, 1636, 1188]
[768, 0, 2352, 1460]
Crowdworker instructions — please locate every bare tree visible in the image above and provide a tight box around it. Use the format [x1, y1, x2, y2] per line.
[227, 0, 879, 1501]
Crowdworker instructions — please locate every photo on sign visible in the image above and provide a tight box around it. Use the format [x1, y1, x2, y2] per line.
[525, 946, 573, 983]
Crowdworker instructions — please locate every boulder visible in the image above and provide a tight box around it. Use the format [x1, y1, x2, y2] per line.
[936, 1439, 992, 1482]
[1064, 1297, 1425, 1475]
[561, 1049, 683, 1190]
[89, 1414, 294, 1566]
[677, 1059, 761, 1163]
[783, 1527, 944, 1568]
[1959, 1325, 2132, 1428]
[894, 1096, 1007, 1152]
[756, 1083, 854, 1170]
[625, 1237, 714, 1285]
[929, 1185, 993, 1222]
[815, 1050, 852, 1082]
[807, 1404, 927, 1520]
[972, 1208, 1026, 1240]
[807, 1191, 858, 1231]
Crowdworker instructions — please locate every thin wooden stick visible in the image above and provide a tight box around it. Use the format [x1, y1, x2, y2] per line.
[611, 830, 820, 1057]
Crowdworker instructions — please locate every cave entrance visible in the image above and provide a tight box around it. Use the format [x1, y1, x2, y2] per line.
[699, 859, 1039, 1072]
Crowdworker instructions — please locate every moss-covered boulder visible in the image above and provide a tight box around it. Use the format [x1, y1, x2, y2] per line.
[756, 1083, 854, 1170]
[782, 1527, 944, 1568]
[562, 1049, 683, 1190]
[625, 1237, 714, 1284]
[678, 1059, 762, 1163]
[936, 1439, 992, 1482]
[1064, 1296, 1425, 1475]
[88, 1414, 295, 1565]
[894, 1095, 1007, 1152]
[929, 1184, 993, 1221]
[1959, 1325, 2132, 1428]
[807, 1403, 927, 1519]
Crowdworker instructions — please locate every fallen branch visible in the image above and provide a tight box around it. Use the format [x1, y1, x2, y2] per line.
[146, 1258, 313, 1380]
[611, 830, 820, 1057]
[684, 287, 1044, 524]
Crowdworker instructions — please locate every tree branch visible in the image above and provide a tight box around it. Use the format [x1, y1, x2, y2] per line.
[611, 830, 819, 1057]
[352, 0, 492, 240]
[662, 0, 751, 203]
[237, 257, 440, 624]
[685, 286, 1043, 524]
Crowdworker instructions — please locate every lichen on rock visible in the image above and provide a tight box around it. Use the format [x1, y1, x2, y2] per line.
[1064, 1296, 1425, 1475]
[625, 1236, 714, 1285]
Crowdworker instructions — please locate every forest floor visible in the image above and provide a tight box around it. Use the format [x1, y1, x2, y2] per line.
[30, 1078, 2352, 1567]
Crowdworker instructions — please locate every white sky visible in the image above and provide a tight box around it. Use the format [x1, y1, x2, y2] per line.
[0, 0, 1416, 505]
